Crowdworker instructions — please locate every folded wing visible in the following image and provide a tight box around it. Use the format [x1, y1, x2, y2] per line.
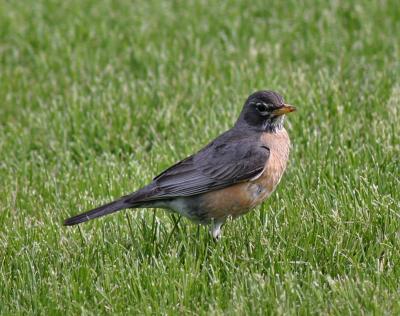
[134, 137, 270, 201]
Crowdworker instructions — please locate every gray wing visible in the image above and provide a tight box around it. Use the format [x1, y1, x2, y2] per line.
[135, 137, 270, 201]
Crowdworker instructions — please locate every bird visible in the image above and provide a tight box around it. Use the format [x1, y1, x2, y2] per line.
[64, 90, 296, 239]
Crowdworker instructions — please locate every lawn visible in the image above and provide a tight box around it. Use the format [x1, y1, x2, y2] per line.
[1, 0, 399, 314]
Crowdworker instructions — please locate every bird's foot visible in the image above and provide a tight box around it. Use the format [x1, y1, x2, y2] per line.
[210, 219, 225, 241]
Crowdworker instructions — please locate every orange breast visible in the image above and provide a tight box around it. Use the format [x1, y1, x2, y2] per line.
[200, 129, 290, 221]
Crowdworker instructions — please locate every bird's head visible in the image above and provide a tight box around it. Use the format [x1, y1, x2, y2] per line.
[236, 90, 296, 132]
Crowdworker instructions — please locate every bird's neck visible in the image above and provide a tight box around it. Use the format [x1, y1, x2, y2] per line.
[263, 116, 284, 133]
[234, 115, 285, 133]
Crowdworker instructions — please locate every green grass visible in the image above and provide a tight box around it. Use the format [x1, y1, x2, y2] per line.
[1, 0, 399, 314]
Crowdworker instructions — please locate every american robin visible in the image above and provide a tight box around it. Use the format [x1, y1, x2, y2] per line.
[64, 90, 296, 239]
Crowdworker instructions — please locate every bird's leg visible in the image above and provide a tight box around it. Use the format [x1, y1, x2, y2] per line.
[210, 218, 225, 241]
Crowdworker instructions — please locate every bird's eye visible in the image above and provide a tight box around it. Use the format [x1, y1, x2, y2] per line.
[256, 102, 270, 113]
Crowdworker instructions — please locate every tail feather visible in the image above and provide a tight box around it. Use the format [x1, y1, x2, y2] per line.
[64, 198, 130, 226]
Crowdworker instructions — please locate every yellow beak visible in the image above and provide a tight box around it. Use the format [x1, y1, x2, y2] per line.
[271, 104, 296, 116]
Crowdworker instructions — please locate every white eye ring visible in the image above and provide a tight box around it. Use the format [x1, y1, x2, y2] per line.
[256, 102, 270, 114]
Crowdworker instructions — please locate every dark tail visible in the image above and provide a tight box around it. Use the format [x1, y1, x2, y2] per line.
[64, 198, 132, 226]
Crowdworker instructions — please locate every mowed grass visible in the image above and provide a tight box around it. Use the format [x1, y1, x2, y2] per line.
[1, 0, 399, 314]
